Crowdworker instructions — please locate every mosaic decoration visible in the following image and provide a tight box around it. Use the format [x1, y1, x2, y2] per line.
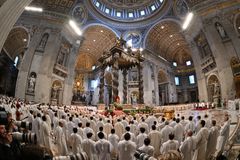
[72, 5, 87, 24]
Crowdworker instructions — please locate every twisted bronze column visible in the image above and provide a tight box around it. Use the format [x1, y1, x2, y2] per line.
[99, 66, 105, 103]
[138, 63, 144, 104]
[112, 60, 119, 102]
[123, 69, 128, 104]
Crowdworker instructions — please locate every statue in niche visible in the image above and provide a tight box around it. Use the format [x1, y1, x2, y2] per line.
[215, 22, 228, 39]
[57, 45, 69, 66]
[213, 81, 220, 96]
[51, 84, 59, 99]
[27, 73, 36, 93]
[131, 71, 138, 81]
[37, 33, 49, 51]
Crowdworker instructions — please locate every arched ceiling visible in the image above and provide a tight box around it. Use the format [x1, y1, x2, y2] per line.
[3, 27, 28, 59]
[145, 21, 192, 64]
[76, 25, 117, 69]
[31, 0, 77, 14]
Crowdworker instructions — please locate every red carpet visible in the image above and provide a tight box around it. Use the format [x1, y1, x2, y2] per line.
[192, 107, 208, 111]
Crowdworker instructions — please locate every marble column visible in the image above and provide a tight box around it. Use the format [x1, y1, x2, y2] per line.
[35, 29, 62, 103]
[99, 66, 105, 103]
[0, 0, 33, 53]
[122, 69, 128, 104]
[112, 60, 119, 102]
[138, 62, 144, 104]
[15, 27, 43, 99]
[63, 46, 78, 105]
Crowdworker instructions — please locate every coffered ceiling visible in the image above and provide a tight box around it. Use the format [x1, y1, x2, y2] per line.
[145, 21, 192, 64]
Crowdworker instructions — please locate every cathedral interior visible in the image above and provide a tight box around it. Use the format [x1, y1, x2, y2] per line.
[1, 0, 240, 160]
[1, 0, 240, 106]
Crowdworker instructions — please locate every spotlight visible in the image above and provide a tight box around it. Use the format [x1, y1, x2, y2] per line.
[69, 20, 82, 36]
[140, 48, 143, 52]
[182, 12, 194, 30]
[25, 6, 43, 12]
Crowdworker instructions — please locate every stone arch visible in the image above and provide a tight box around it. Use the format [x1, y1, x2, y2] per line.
[234, 13, 240, 35]
[3, 27, 29, 59]
[82, 22, 120, 37]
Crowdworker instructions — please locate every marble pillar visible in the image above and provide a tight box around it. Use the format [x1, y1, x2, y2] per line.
[15, 27, 43, 99]
[35, 29, 62, 103]
[0, 0, 33, 53]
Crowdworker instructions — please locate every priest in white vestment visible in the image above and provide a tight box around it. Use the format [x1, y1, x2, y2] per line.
[206, 120, 219, 159]
[217, 116, 230, 153]
[148, 125, 162, 157]
[54, 121, 68, 156]
[139, 137, 154, 157]
[95, 132, 111, 160]
[193, 120, 209, 160]
[180, 130, 195, 160]
[114, 119, 125, 138]
[161, 121, 174, 143]
[82, 132, 96, 160]
[174, 118, 184, 144]
[69, 128, 83, 154]
[41, 115, 52, 150]
[108, 129, 119, 159]
[161, 133, 179, 154]
[118, 133, 137, 160]
[136, 127, 148, 148]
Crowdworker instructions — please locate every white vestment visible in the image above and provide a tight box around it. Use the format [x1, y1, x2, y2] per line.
[41, 121, 52, 150]
[103, 123, 113, 138]
[139, 145, 155, 157]
[82, 139, 96, 160]
[108, 133, 119, 157]
[95, 139, 111, 160]
[161, 140, 179, 154]
[206, 126, 219, 159]
[217, 120, 230, 152]
[55, 126, 68, 156]
[136, 133, 148, 148]
[174, 123, 184, 143]
[180, 136, 195, 160]
[185, 121, 195, 133]
[193, 127, 209, 160]
[114, 122, 124, 138]
[69, 133, 83, 154]
[118, 140, 136, 160]
[148, 130, 162, 157]
[161, 125, 174, 143]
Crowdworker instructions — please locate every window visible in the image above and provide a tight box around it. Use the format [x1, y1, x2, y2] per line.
[189, 75, 195, 84]
[186, 61, 191, 66]
[105, 8, 110, 14]
[128, 12, 134, 18]
[96, 2, 100, 7]
[159, 0, 164, 3]
[151, 5, 156, 11]
[173, 62, 177, 67]
[116, 12, 121, 17]
[140, 10, 145, 16]
[91, 80, 98, 88]
[14, 56, 19, 67]
[92, 66, 96, 70]
[175, 77, 180, 85]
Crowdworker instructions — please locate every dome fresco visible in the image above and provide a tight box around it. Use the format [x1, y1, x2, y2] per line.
[90, 0, 165, 22]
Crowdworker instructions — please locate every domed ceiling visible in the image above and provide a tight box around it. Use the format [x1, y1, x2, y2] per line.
[86, 0, 171, 29]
